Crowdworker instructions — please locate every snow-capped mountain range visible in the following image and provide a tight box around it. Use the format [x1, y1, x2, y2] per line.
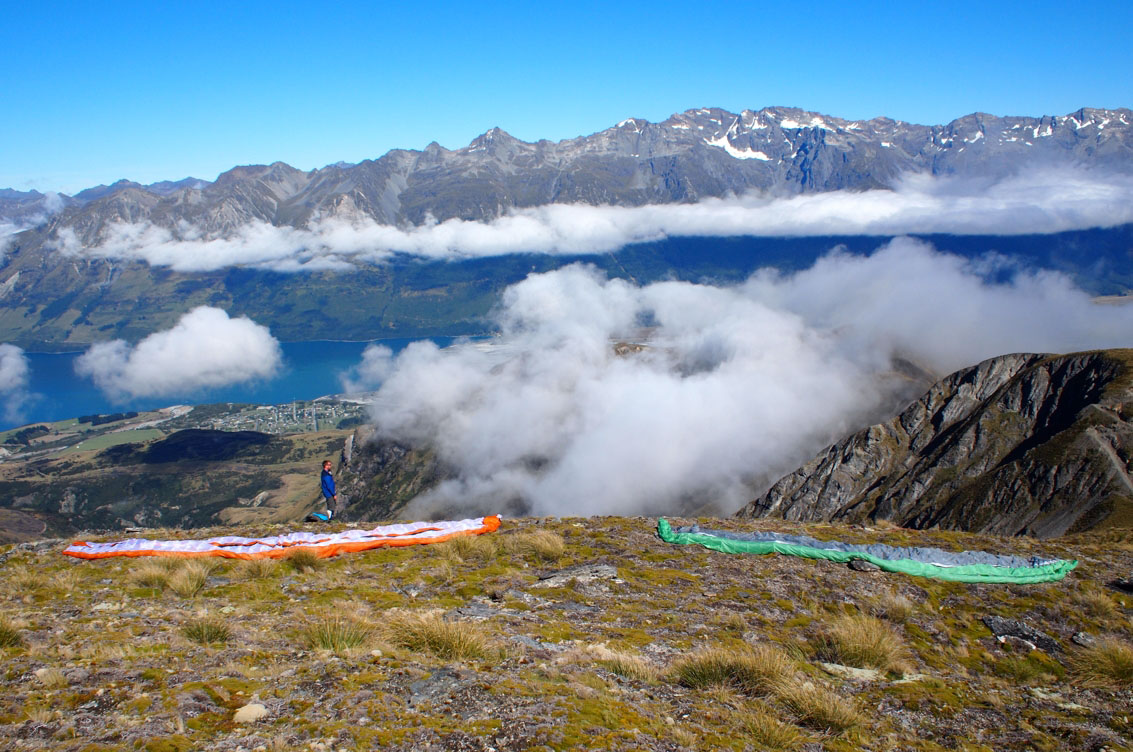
[3, 105, 1130, 244]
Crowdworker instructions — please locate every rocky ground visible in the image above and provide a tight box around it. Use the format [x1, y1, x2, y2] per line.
[0, 516, 1131, 751]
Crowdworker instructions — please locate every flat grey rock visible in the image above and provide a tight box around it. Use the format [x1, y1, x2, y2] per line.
[1071, 631, 1098, 648]
[533, 563, 618, 589]
[982, 616, 1060, 653]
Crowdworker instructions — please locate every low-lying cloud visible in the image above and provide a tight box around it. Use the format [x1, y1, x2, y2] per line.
[51, 168, 1133, 272]
[0, 344, 32, 423]
[76, 307, 282, 401]
[349, 238, 1133, 519]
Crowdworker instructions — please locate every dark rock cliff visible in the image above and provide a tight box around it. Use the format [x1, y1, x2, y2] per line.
[737, 350, 1133, 537]
[335, 425, 453, 522]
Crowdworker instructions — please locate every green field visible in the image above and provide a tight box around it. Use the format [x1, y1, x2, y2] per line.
[64, 429, 166, 455]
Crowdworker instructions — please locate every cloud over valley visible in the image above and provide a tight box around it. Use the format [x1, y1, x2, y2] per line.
[351, 239, 1133, 519]
[50, 168, 1133, 272]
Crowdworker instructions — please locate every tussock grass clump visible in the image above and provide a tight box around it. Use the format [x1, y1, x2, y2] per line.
[439, 534, 498, 563]
[774, 679, 862, 733]
[873, 591, 917, 623]
[0, 620, 24, 648]
[670, 644, 793, 694]
[167, 561, 212, 598]
[129, 560, 172, 590]
[6, 565, 43, 593]
[733, 705, 807, 750]
[303, 616, 372, 654]
[1071, 637, 1133, 688]
[812, 613, 910, 675]
[183, 618, 231, 646]
[1072, 583, 1118, 618]
[503, 530, 565, 562]
[579, 645, 659, 682]
[283, 548, 322, 573]
[24, 707, 54, 724]
[52, 568, 82, 593]
[385, 611, 488, 661]
[715, 611, 749, 634]
[599, 652, 658, 683]
[34, 667, 69, 688]
[233, 557, 280, 580]
[426, 560, 457, 586]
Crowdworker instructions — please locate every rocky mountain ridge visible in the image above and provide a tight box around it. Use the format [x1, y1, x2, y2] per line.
[738, 350, 1133, 537]
[4, 106, 1131, 244]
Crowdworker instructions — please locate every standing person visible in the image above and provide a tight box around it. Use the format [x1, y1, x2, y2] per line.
[306, 460, 337, 522]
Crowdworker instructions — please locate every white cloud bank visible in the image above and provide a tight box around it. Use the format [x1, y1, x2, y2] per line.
[75, 307, 282, 401]
[0, 344, 32, 423]
[349, 239, 1133, 519]
[51, 168, 1133, 272]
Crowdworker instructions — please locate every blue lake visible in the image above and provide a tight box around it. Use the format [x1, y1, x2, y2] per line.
[8, 338, 454, 431]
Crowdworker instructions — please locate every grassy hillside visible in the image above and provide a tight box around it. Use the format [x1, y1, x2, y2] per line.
[0, 428, 350, 535]
[0, 516, 1130, 750]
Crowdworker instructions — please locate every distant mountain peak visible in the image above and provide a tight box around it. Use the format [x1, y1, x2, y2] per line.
[466, 127, 519, 150]
[7, 105, 1131, 235]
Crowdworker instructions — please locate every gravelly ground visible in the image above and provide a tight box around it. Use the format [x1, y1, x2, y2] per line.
[0, 516, 1130, 751]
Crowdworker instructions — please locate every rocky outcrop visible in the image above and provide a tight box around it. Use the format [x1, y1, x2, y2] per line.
[336, 425, 454, 522]
[738, 350, 1133, 537]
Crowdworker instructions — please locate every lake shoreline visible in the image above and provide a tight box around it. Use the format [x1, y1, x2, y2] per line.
[4, 337, 454, 432]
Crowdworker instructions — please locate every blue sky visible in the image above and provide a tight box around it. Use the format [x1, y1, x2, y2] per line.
[2, 0, 1130, 194]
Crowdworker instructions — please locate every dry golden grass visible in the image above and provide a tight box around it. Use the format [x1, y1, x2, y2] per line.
[873, 591, 917, 623]
[24, 707, 54, 724]
[733, 704, 808, 750]
[167, 561, 213, 598]
[774, 678, 863, 733]
[599, 652, 659, 683]
[51, 568, 83, 593]
[1072, 583, 1119, 618]
[503, 530, 565, 561]
[34, 667, 68, 688]
[232, 557, 280, 580]
[129, 560, 172, 590]
[670, 727, 699, 748]
[439, 534, 499, 563]
[1071, 637, 1133, 688]
[670, 644, 794, 694]
[5, 565, 43, 593]
[426, 560, 457, 586]
[81, 641, 144, 662]
[812, 613, 911, 675]
[283, 548, 323, 573]
[302, 616, 372, 654]
[384, 610, 488, 661]
[716, 611, 749, 633]
[578, 645, 659, 682]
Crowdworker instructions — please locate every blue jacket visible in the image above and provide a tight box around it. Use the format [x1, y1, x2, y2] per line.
[321, 469, 336, 498]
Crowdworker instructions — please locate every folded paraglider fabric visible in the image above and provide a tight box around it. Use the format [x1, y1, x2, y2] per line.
[63, 515, 501, 560]
[656, 518, 1076, 584]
